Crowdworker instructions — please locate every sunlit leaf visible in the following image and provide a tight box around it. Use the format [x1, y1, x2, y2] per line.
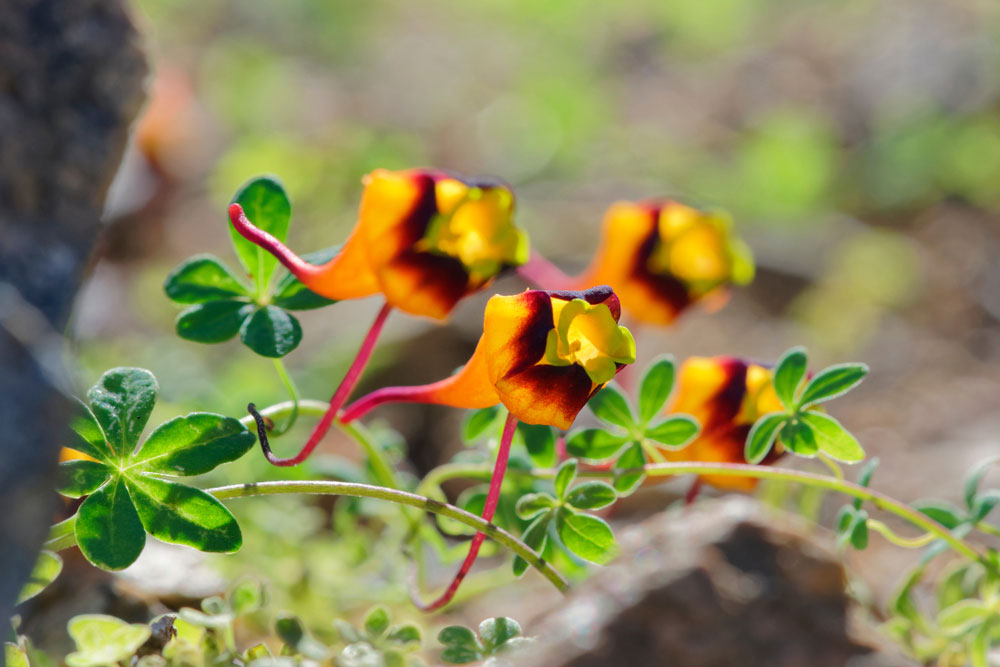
[587, 383, 634, 429]
[555, 508, 616, 564]
[637, 355, 675, 424]
[772, 346, 807, 409]
[164, 255, 252, 304]
[798, 363, 868, 407]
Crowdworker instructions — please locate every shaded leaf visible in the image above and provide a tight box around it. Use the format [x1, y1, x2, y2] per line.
[800, 412, 864, 462]
[57, 460, 111, 498]
[164, 255, 251, 304]
[773, 346, 807, 409]
[240, 305, 302, 357]
[914, 500, 965, 530]
[478, 617, 521, 652]
[612, 441, 646, 495]
[438, 626, 482, 664]
[176, 301, 254, 344]
[125, 476, 241, 553]
[971, 490, 1000, 522]
[385, 624, 422, 647]
[799, 363, 868, 407]
[87, 368, 158, 460]
[67, 398, 113, 461]
[230, 176, 292, 292]
[130, 413, 254, 476]
[519, 422, 557, 467]
[745, 412, 786, 464]
[512, 514, 550, 577]
[565, 428, 628, 461]
[272, 246, 340, 310]
[637, 355, 675, 424]
[556, 508, 616, 564]
[18, 550, 62, 604]
[587, 383, 634, 429]
[75, 476, 145, 570]
[515, 493, 555, 520]
[463, 406, 501, 442]
[565, 482, 617, 511]
[645, 415, 699, 449]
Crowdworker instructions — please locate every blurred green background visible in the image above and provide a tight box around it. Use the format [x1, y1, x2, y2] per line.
[44, 0, 1000, 652]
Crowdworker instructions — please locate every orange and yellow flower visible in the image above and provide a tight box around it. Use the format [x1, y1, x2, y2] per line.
[572, 200, 753, 325]
[230, 168, 528, 320]
[661, 356, 783, 490]
[340, 286, 636, 430]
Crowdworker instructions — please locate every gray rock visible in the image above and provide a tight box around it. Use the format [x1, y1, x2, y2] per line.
[0, 0, 147, 636]
[522, 498, 906, 667]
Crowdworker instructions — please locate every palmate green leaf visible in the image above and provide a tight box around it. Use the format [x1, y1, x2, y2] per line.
[556, 508, 616, 564]
[438, 626, 483, 664]
[799, 412, 864, 462]
[798, 363, 868, 408]
[565, 428, 628, 461]
[272, 246, 341, 310]
[478, 617, 522, 653]
[125, 476, 242, 553]
[637, 355, 675, 424]
[515, 493, 556, 520]
[518, 422, 557, 467]
[744, 412, 787, 464]
[463, 406, 502, 442]
[613, 441, 646, 495]
[164, 254, 252, 304]
[129, 413, 254, 476]
[553, 460, 578, 499]
[565, 482, 617, 511]
[240, 305, 302, 357]
[76, 476, 145, 571]
[57, 460, 111, 498]
[67, 398, 113, 461]
[87, 368, 158, 460]
[229, 176, 292, 295]
[773, 346, 807, 410]
[176, 300, 255, 344]
[18, 550, 63, 604]
[645, 415, 699, 449]
[512, 513, 550, 577]
[66, 614, 152, 667]
[587, 383, 634, 429]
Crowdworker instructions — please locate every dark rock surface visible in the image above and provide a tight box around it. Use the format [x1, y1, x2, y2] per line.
[522, 498, 907, 667]
[0, 0, 147, 636]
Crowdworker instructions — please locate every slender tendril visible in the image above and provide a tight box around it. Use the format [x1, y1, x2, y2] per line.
[817, 452, 844, 482]
[866, 519, 936, 549]
[252, 302, 392, 466]
[268, 358, 300, 436]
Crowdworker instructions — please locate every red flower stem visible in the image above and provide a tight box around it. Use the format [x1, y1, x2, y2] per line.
[516, 251, 575, 290]
[414, 412, 518, 612]
[339, 374, 457, 423]
[684, 477, 703, 506]
[228, 203, 323, 282]
[253, 301, 393, 467]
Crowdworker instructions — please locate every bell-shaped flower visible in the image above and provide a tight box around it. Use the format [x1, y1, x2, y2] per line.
[230, 168, 528, 320]
[522, 200, 753, 325]
[661, 356, 783, 490]
[340, 286, 636, 430]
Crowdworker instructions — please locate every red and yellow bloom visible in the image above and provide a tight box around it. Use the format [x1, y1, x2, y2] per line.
[340, 286, 636, 430]
[661, 356, 783, 490]
[572, 200, 753, 325]
[230, 168, 528, 320]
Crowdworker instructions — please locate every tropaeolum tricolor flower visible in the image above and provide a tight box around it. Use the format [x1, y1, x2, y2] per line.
[248, 285, 635, 610]
[661, 356, 784, 492]
[520, 199, 754, 325]
[231, 168, 529, 466]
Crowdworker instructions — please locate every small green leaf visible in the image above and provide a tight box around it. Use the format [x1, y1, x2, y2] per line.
[849, 512, 869, 550]
[230, 580, 266, 615]
[744, 412, 786, 464]
[971, 490, 1000, 522]
[587, 383, 634, 429]
[773, 346, 807, 410]
[363, 606, 390, 638]
[240, 305, 302, 357]
[889, 564, 928, 624]
[938, 600, 990, 635]
[565, 482, 617, 511]
[129, 413, 255, 476]
[271, 246, 341, 310]
[66, 615, 152, 667]
[57, 460, 111, 498]
[612, 441, 646, 495]
[230, 176, 292, 293]
[553, 460, 578, 499]
[75, 476, 145, 570]
[275, 614, 328, 660]
[780, 419, 819, 457]
[799, 412, 864, 462]
[914, 500, 965, 530]
[644, 415, 699, 449]
[515, 493, 556, 520]
[176, 301, 254, 344]
[87, 368, 159, 460]
[463, 406, 502, 442]
[18, 550, 63, 604]
[798, 363, 868, 407]
[478, 617, 521, 652]
[565, 428, 628, 461]
[852, 457, 879, 510]
[385, 624, 422, 647]
[556, 508, 616, 564]
[512, 514, 550, 577]
[438, 626, 482, 663]
[518, 422, 557, 467]
[164, 255, 252, 304]
[125, 476, 242, 553]
[637, 355, 675, 424]
[67, 399, 113, 461]
[440, 645, 482, 664]
[964, 457, 999, 511]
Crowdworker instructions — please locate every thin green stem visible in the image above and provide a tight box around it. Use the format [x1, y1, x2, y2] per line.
[209, 480, 568, 593]
[817, 452, 844, 482]
[866, 519, 936, 549]
[976, 522, 1000, 540]
[269, 358, 300, 436]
